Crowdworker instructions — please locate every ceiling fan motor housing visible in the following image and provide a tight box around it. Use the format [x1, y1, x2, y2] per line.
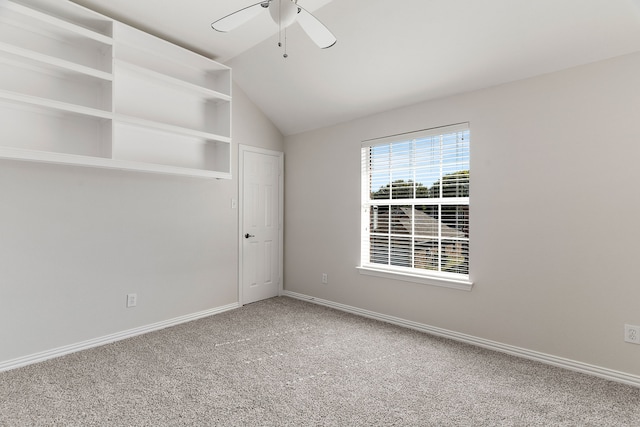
[269, 0, 299, 27]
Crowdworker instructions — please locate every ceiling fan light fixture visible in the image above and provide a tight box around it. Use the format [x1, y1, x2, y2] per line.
[269, 0, 298, 27]
[211, 0, 336, 57]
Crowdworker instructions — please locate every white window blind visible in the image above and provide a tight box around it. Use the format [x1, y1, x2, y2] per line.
[360, 123, 470, 282]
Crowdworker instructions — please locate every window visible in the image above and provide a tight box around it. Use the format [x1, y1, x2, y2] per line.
[359, 123, 471, 289]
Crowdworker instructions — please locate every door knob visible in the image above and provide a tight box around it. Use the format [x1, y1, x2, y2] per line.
[245, 233, 255, 239]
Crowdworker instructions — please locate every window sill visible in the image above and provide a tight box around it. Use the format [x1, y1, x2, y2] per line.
[356, 266, 473, 291]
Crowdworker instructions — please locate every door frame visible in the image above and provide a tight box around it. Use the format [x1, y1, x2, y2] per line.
[238, 144, 284, 305]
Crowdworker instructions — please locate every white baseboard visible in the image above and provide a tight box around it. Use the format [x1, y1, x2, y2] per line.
[0, 302, 240, 373]
[283, 290, 640, 389]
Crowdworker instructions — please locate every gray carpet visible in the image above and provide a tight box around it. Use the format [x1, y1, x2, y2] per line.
[1, 296, 639, 426]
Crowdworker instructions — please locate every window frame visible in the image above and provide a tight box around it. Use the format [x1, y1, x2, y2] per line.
[358, 123, 473, 291]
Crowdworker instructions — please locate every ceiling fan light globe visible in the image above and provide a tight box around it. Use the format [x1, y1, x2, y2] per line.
[269, 0, 298, 27]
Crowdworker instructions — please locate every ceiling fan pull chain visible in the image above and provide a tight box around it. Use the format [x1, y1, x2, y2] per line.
[277, 0, 282, 47]
[284, 26, 288, 58]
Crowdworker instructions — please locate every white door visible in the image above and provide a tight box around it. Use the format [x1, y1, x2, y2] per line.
[239, 146, 283, 305]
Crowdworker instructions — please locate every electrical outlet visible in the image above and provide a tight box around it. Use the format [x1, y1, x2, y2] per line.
[126, 293, 137, 308]
[624, 324, 640, 344]
[321, 273, 328, 284]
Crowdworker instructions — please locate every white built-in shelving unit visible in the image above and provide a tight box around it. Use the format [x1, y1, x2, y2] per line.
[0, 0, 232, 179]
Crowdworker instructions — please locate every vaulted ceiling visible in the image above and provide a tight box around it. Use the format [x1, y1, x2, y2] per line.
[71, 0, 640, 136]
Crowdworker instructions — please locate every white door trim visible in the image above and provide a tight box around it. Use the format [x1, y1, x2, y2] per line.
[238, 144, 284, 305]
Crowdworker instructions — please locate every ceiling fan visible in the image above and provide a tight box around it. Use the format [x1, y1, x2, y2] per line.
[211, 0, 337, 58]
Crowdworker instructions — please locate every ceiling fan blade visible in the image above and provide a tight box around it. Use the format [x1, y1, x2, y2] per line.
[212, 2, 268, 32]
[296, 6, 337, 49]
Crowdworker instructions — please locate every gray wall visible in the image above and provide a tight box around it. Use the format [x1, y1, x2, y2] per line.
[283, 52, 640, 376]
[0, 83, 283, 364]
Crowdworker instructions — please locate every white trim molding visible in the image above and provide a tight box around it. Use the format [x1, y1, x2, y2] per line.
[357, 265, 473, 291]
[283, 290, 640, 389]
[0, 302, 239, 373]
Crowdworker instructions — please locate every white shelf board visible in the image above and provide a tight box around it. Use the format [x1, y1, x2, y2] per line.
[0, 89, 112, 119]
[114, 23, 228, 72]
[114, 114, 231, 143]
[0, 146, 231, 179]
[4, 1, 113, 46]
[114, 59, 230, 101]
[0, 42, 113, 81]
[114, 40, 231, 97]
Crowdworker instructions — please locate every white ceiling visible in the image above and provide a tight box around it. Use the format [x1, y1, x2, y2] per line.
[70, 0, 640, 136]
